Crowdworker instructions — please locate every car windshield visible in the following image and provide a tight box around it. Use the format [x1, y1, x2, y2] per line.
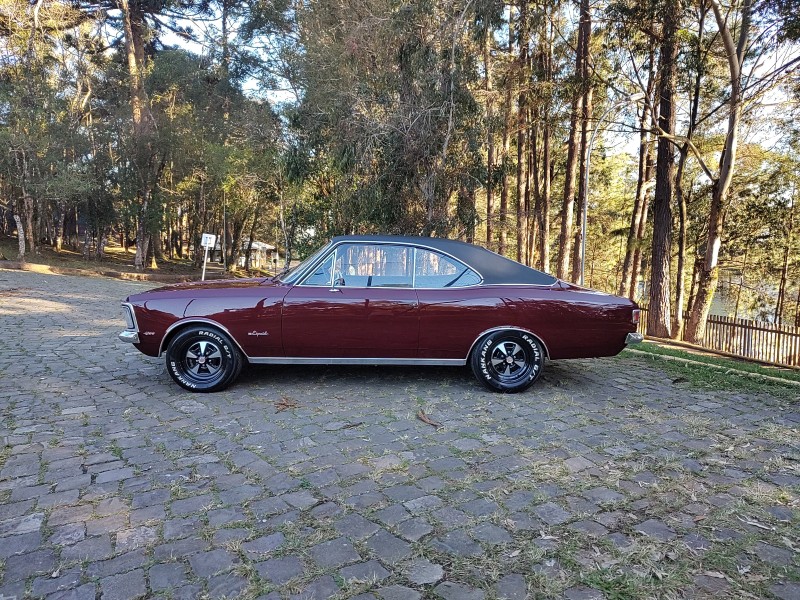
[276, 241, 332, 284]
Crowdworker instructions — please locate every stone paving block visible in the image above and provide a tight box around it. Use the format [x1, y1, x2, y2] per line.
[770, 581, 800, 600]
[241, 532, 285, 557]
[376, 504, 411, 526]
[494, 574, 527, 600]
[434, 581, 485, 599]
[0, 511, 44, 536]
[534, 502, 572, 526]
[86, 513, 128, 536]
[207, 573, 248, 599]
[377, 585, 422, 600]
[471, 522, 512, 544]
[405, 559, 444, 585]
[116, 526, 159, 552]
[339, 559, 391, 583]
[170, 494, 214, 516]
[568, 520, 609, 538]
[100, 569, 147, 600]
[430, 529, 483, 557]
[95, 467, 135, 484]
[365, 529, 412, 562]
[635, 519, 677, 542]
[61, 534, 114, 562]
[45, 582, 97, 600]
[86, 550, 148, 579]
[188, 548, 236, 577]
[281, 490, 320, 510]
[149, 562, 188, 591]
[751, 542, 795, 566]
[395, 517, 433, 542]
[48, 505, 93, 527]
[30, 568, 82, 597]
[335, 513, 381, 540]
[255, 555, 304, 585]
[310, 536, 362, 568]
[49, 523, 85, 546]
[0, 530, 42, 557]
[290, 574, 340, 600]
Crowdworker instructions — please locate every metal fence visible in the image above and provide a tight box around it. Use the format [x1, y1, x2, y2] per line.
[638, 309, 800, 368]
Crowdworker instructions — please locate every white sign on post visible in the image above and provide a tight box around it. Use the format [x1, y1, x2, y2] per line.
[200, 233, 217, 281]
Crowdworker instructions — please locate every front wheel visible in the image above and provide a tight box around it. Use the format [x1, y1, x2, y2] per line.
[471, 330, 544, 393]
[166, 326, 243, 392]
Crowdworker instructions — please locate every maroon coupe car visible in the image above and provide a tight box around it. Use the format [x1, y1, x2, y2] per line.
[119, 235, 641, 393]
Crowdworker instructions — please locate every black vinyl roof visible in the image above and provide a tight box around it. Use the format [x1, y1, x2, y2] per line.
[330, 235, 558, 286]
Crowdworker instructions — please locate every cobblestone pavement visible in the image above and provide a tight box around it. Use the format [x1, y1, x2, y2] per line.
[1, 268, 798, 600]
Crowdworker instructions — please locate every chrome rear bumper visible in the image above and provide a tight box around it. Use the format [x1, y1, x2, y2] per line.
[118, 330, 140, 344]
[625, 332, 644, 345]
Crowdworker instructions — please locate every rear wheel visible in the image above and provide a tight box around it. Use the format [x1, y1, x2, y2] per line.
[471, 330, 544, 393]
[165, 326, 242, 392]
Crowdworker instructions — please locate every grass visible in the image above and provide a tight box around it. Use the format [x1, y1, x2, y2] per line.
[0, 234, 272, 279]
[622, 342, 800, 400]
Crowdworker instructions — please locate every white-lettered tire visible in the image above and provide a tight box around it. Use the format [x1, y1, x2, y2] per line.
[471, 330, 544, 393]
[165, 326, 242, 392]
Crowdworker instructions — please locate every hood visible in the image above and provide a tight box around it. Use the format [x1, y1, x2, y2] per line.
[125, 277, 281, 303]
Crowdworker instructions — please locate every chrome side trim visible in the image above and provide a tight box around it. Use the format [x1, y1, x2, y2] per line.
[248, 357, 466, 366]
[465, 326, 551, 360]
[625, 332, 644, 344]
[158, 318, 250, 358]
[118, 330, 140, 344]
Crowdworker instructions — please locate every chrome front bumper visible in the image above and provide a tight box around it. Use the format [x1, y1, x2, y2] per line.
[626, 332, 644, 345]
[119, 330, 140, 344]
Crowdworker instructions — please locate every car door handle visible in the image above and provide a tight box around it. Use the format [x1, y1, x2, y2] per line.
[329, 287, 342, 293]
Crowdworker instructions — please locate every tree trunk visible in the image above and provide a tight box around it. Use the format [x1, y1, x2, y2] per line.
[672, 2, 706, 339]
[13, 213, 25, 261]
[22, 194, 36, 255]
[537, 18, 553, 273]
[685, 0, 752, 343]
[619, 54, 656, 298]
[647, 0, 679, 338]
[516, 0, 529, 264]
[499, 9, 514, 256]
[121, 0, 159, 271]
[572, 85, 593, 283]
[55, 201, 66, 252]
[557, 0, 589, 280]
[484, 23, 495, 251]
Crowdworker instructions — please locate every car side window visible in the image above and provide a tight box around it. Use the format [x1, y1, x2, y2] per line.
[302, 253, 334, 286]
[415, 249, 481, 288]
[333, 244, 413, 287]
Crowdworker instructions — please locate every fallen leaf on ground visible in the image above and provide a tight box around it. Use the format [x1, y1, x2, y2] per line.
[276, 396, 300, 412]
[416, 410, 441, 428]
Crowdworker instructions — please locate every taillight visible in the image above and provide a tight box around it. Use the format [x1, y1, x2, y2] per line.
[632, 309, 640, 324]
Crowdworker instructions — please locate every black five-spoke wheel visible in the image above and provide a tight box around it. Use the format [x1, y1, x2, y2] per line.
[166, 326, 243, 392]
[471, 329, 544, 393]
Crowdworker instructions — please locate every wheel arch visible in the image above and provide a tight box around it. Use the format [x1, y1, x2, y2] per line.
[159, 318, 249, 362]
[466, 326, 550, 361]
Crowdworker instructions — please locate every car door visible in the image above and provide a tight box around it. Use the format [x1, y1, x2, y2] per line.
[413, 247, 497, 359]
[281, 242, 420, 358]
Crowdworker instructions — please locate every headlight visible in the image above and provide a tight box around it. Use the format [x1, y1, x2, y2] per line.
[122, 304, 135, 329]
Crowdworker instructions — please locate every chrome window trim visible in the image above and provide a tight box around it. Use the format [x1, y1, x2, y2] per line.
[465, 326, 551, 360]
[298, 249, 336, 287]
[295, 240, 485, 290]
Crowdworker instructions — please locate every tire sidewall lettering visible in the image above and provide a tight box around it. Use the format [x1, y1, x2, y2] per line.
[475, 331, 543, 390]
